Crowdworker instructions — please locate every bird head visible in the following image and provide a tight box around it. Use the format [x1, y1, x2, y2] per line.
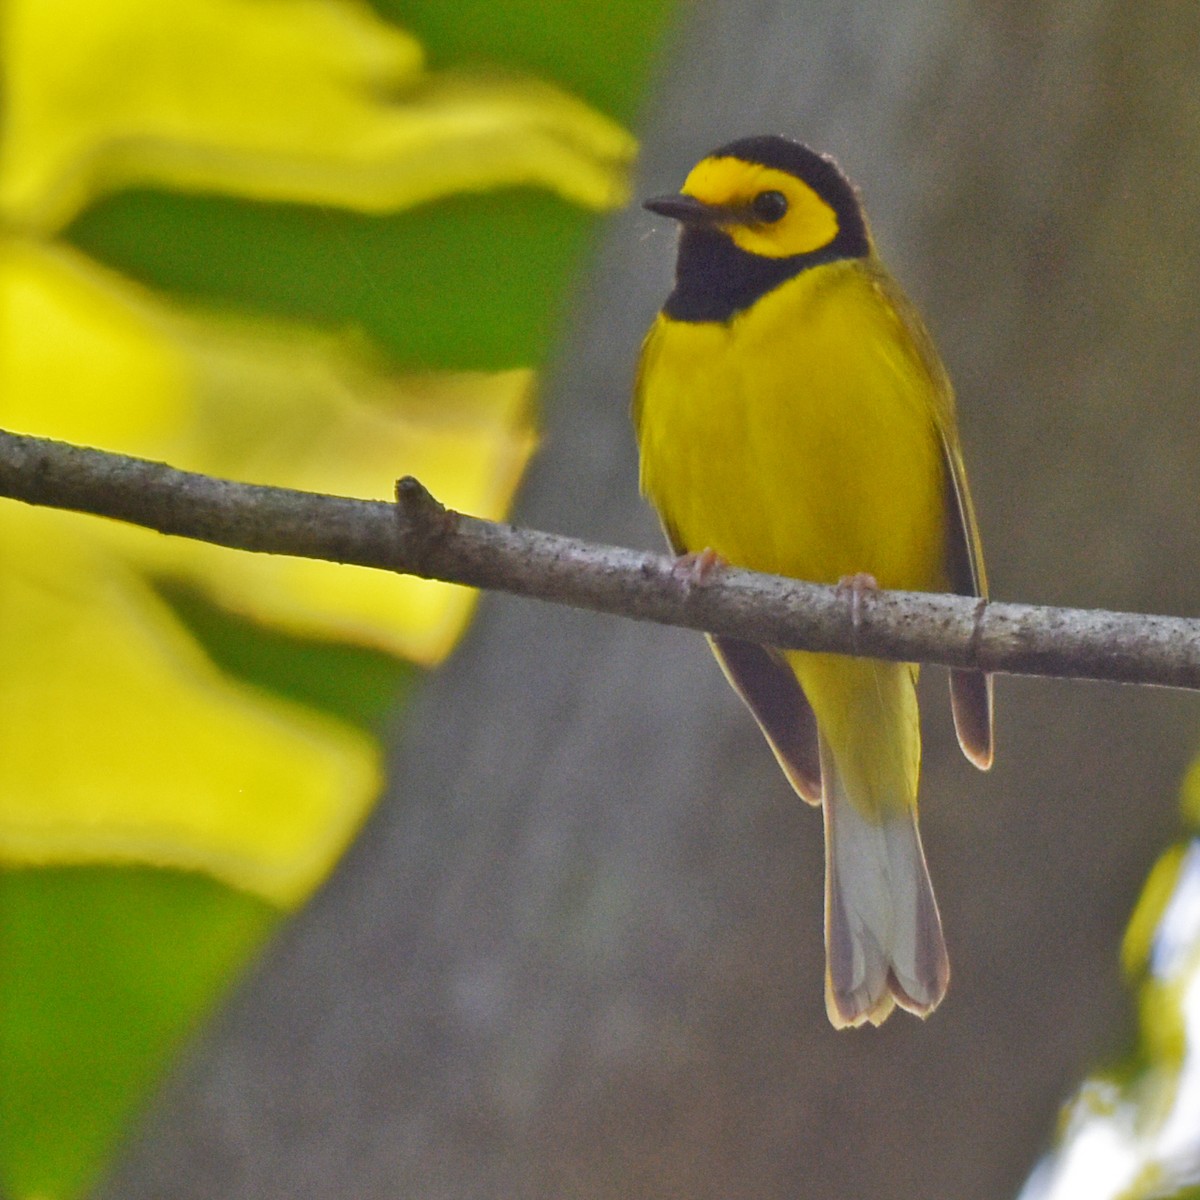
[644, 136, 872, 321]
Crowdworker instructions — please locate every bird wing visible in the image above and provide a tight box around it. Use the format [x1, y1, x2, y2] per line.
[656, 514, 823, 805]
[869, 262, 994, 770]
[940, 431, 994, 769]
[709, 636, 822, 804]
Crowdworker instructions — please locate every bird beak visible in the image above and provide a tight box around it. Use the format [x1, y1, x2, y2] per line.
[643, 193, 728, 225]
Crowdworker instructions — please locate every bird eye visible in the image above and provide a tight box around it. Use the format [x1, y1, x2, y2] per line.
[751, 190, 788, 223]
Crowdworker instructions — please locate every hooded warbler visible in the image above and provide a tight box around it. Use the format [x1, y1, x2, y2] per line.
[634, 136, 993, 1029]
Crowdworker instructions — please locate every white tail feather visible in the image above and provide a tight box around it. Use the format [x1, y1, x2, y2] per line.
[821, 736, 949, 1029]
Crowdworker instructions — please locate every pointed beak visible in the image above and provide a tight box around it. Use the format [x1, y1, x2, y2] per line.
[642, 193, 727, 225]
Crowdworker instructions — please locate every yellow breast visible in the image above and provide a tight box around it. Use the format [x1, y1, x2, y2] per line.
[635, 258, 949, 593]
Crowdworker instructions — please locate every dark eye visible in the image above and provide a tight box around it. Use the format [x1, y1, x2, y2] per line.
[751, 190, 788, 222]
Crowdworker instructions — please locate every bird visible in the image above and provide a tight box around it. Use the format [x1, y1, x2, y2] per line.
[633, 135, 993, 1028]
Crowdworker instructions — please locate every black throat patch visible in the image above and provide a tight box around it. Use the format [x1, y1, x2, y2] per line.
[663, 227, 861, 323]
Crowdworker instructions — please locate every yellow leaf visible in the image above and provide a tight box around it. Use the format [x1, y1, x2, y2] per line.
[0, 0, 624, 899]
[0, 505, 381, 907]
[0, 0, 635, 235]
[0, 238, 537, 661]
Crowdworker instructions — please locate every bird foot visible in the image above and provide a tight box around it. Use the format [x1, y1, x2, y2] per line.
[836, 572, 879, 632]
[671, 547, 725, 593]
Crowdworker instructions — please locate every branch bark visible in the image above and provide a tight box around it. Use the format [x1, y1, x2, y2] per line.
[2, 425, 1198, 690]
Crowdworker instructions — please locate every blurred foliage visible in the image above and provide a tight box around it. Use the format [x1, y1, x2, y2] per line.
[160, 581, 416, 734]
[69, 189, 597, 371]
[1018, 772, 1200, 1200]
[62, 2, 675, 375]
[0, 505, 381, 906]
[0, 868, 278, 1200]
[369, 0, 669, 121]
[0, 0, 673, 1196]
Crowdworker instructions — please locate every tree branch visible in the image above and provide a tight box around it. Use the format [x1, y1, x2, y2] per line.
[2, 426, 1198, 690]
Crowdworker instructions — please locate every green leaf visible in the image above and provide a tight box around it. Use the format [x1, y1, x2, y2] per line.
[0, 867, 279, 1200]
[67, 187, 596, 371]
[159, 582, 416, 734]
[370, 0, 676, 123]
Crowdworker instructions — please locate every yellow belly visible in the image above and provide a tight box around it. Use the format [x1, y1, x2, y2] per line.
[635, 258, 949, 594]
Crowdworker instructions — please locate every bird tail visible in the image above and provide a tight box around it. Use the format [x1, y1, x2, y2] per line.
[820, 729, 949, 1028]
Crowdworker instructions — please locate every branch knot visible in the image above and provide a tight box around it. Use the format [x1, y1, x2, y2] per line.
[393, 475, 459, 575]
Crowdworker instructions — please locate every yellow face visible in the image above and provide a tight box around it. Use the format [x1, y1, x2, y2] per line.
[681, 155, 840, 259]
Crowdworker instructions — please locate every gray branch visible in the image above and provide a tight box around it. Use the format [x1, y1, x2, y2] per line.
[1, 425, 1197, 689]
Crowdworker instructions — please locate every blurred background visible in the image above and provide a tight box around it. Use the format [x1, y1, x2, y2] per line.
[5, 2, 1200, 1198]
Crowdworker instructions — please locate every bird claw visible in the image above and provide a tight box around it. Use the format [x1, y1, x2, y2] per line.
[836, 572, 879, 632]
[671, 547, 725, 593]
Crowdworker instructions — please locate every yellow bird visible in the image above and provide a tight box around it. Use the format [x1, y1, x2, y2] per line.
[634, 136, 993, 1028]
